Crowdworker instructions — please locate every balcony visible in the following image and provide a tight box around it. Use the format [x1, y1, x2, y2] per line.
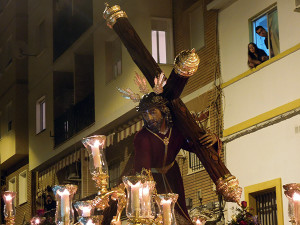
[54, 93, 95, 146]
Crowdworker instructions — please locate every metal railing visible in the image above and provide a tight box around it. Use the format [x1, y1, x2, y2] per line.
[54, 93, 95, 146]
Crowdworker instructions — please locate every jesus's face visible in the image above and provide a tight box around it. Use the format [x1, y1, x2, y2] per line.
[142, 107, 164, 133]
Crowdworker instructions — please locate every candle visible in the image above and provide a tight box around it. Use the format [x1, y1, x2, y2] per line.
[131, 182, 141, 215]
[91, 140, 101, 169]
[294, 193, 300, 223]
[142, 186, 151, 215]
[57, 189, 70, 224]
[161, 199, 172, 225]
[4, 194, 13, 212]
[82, 206, 91, 217]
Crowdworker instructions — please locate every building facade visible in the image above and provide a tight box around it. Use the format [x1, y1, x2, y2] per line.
[214, 0, 300, 224]
[0, 0, 227, 223]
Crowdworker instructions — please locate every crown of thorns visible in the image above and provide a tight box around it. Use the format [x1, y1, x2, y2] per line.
[136, 92, 168, 112]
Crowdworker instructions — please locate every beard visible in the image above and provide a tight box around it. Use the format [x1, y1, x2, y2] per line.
[145, 118, 163, 133]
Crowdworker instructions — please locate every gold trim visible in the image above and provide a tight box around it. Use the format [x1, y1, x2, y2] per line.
[223, 99, 300, 137]
[215, 174, 242, 204]
[174, 49, 200, 77]
[221, 43, 300, 89]
[244, 178, 284, 225]
[103, 3, 128, 29]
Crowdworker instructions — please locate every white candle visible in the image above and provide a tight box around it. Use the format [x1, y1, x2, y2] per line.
[91, 140, 101, 169]
[4, 194, 13, 212]
[161, 199, 172, 225]
[142, 186, 151, 215]
[82, 206, 91, 217]
[294, 193, 300, 223]
[58, 189, 70, 224]
[131, 182, 141, 214]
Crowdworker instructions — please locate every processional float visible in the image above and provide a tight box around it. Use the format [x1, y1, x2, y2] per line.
[1, 3, 244, 225]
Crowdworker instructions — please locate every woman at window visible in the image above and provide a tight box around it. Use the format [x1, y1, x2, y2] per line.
[247, 42, 268, 68]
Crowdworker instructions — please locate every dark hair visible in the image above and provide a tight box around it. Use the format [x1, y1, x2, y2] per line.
[138, 92, 173, 128]
[137, 92, 168, 112]
[255, 25, 265, 32]
[248, 42, 258, 58]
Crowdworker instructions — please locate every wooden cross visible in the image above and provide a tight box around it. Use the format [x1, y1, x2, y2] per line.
[103, 4, 241, 203]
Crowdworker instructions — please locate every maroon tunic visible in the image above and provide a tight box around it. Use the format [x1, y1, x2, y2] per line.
[134, 126, 192, 221]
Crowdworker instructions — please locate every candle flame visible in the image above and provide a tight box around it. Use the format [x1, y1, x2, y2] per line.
[196, 219, 202, 225]
[86, 219, 95, 225]
[4, 194, 12, 201]
[128, 180, 141, 188]
[93, 140, 101, 148]
[82, 206, 91, 213]
[57, 188, 70, 196]
[293, 192, 300, 201]
[161, 199, 172, 205]
[35, 218, 40, 224]
[143, 187, 150, 196]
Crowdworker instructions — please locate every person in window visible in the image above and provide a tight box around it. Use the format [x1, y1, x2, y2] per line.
[256, 25, 279, 58]
[247, 42, 268, 68]
[134, 92, 220, 225]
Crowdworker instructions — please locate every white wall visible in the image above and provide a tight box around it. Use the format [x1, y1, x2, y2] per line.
[223, 50, 300, 129]
[218, 0, 300, 82]
[218, 0, 300, 223]
[225, 115, 300, 225]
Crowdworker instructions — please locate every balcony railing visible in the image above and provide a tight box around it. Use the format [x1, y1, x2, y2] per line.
[54, 93, 95, 146]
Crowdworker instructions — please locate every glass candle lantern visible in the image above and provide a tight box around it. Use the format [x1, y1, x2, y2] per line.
[82, 135, 107, 175]
[284, 183, 300, 225]
[52, 184, 78, 225]
[155, 193, 178, 225]
[2, 191, 16, 218]
[123, 176, 156, 223]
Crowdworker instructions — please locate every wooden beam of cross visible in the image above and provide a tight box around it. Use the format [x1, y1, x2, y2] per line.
[103, 4, 242, 204]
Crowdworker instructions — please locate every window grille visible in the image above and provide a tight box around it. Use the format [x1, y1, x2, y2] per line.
[256, 190, 277, 225]
[189, 152, 204, 172]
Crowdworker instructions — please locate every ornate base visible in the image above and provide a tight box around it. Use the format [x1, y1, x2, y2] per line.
[127, 218, 154, 225]
[92, 172, 109, 195]
[5, 216, 15, 225]
[216, 174, 242, 204]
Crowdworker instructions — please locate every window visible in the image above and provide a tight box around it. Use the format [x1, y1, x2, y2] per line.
[8, 177, 16, 205]
[36, 20, 46, 54]
[108, 160, 120, 188]
[105, 37, 122, 83]
[151, 18, 174, 64]
[189, 4, 205, 51]
[36, 96, 46, 133]
[19, 170, 27, 205]
[252, 6, 280, 58]
[188, 152, 204, 174]
[244, 178, 284, 225]
[6, 102, 12, 132]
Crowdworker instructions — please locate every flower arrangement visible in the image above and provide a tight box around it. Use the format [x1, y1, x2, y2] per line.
[228, 201, 260, 225]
